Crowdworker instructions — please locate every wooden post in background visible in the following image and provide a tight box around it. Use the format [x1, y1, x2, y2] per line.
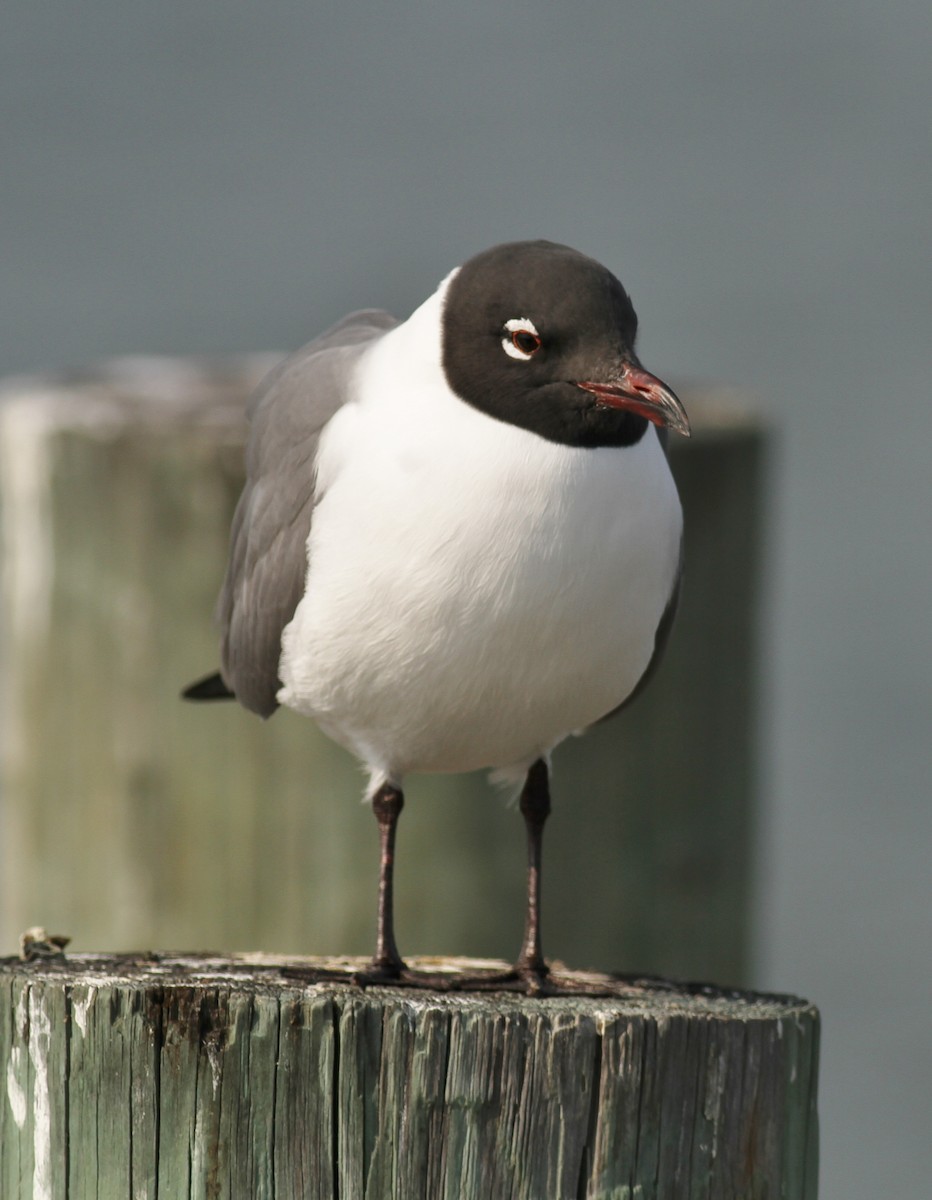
[0, 953, 819, 1200]
[0, 360, 766, 981]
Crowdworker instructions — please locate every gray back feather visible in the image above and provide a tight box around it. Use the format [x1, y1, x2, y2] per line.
[218, 309, 398, 716]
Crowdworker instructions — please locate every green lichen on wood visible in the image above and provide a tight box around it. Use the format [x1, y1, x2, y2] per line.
[0, 954, 819, 1199]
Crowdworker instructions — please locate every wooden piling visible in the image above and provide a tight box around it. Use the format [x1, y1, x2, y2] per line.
[0, 360, 767, 982]
[0, 953, 819, 1199]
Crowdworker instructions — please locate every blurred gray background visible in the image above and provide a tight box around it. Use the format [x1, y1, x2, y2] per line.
[2, 4, 929, 1195]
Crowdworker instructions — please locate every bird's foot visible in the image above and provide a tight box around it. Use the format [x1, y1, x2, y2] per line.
[353, 952, 407, 987]
[349, 957, 553, 995]
[512, 957, 551, 996]
[421, 958, 553, 996]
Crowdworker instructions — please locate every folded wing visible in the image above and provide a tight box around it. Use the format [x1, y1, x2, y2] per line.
[217, 309, 398, 716]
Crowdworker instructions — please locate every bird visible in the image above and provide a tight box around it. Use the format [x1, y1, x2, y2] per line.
[184, 239, 689, 987]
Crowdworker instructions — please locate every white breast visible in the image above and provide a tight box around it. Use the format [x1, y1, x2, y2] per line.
[278, 287, 683, 784]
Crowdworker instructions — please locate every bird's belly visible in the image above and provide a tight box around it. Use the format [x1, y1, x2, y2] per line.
[278, 421, 681, 779]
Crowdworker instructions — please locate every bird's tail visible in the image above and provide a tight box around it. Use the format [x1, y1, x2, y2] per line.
[181, 671, 235, 702]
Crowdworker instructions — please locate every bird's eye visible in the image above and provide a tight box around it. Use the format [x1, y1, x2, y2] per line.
[513, 330, 541, 354]
[502, 318, 542, 361]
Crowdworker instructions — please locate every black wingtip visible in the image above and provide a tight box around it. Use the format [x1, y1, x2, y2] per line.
[181, 672, 235, 702]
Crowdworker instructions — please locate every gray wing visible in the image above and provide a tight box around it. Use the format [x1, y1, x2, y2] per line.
[217, 309, 398, 717]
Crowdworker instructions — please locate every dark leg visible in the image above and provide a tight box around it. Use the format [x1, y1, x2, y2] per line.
[515, 758, 551, 979]
[370, 782, 406, 977]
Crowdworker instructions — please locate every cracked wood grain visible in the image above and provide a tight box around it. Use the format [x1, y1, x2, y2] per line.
[0, 954, 819, 1199]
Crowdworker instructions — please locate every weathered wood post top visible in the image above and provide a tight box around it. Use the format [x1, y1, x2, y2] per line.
[1, 951, 819, 1200]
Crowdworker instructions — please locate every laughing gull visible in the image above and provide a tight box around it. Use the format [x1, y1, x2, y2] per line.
[185, 239, 690, 984]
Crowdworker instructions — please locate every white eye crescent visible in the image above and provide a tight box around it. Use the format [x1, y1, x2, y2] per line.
[502, 318, 542, 361]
